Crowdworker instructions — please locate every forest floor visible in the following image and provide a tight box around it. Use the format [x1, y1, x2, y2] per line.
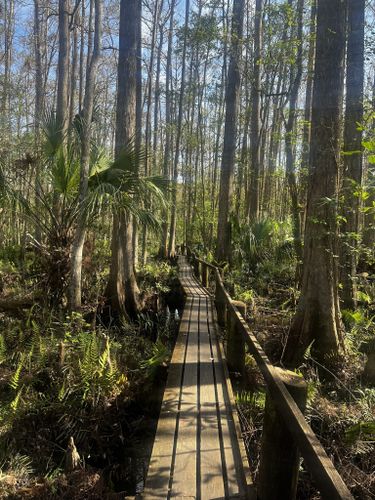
[232, 281, 375, 500]
[0, 254, 183, 499]
[0, 250, 374, 499]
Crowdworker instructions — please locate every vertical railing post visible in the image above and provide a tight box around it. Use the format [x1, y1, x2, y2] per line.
[226, 301, 246, 375]
[201, 262, 208, 288]
[215, 271, 227, 327]
[258, 368, 308, 500]
[193, 256, 200, 280]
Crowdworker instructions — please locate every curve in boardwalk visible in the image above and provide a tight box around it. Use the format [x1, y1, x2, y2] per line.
[142, 256, 253, 499]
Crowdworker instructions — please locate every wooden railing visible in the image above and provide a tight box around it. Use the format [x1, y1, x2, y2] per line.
[184, 248, 353, 500]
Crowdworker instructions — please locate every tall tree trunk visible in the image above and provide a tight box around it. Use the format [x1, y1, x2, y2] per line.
[168, 0, 190, 257]
[133, 0, 143, 271]
[340, 0, 365, 309]
[56, 0, 70, 145]
[141, 0, 162, 266]
[69, 0, 102, 311]
[104, 0, 140, 318]
[282, 0, 346, 370]
[69, 18, 79, 129]
[247, 0, 262, 223]
[159, 0, 176, 258]
[1, 0, 14, 135]
[79, 0, 85, 112]
[361, 75, 375, 259]
[300, 0, 317, 234]
[34, 0, 44, 242]
[216, 0, 245, 262]
[284, 0, 304, 264]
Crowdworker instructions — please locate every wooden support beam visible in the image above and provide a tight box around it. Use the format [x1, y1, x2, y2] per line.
[227, 300, 246, 375]
[258, 368, 307, 500]
[201, 262, 209, 287]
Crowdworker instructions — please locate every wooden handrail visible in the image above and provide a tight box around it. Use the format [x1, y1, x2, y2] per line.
[187, 249, 353, 500]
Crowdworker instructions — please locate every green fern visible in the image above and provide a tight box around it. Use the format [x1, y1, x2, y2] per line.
[0, 334, 6, 364]
[345, 421, 375, 445]
[9, 355, 25, 391]
[236, 390, 266, 410]
[141, 340, 170, 378]
[10, 387, 24, 412]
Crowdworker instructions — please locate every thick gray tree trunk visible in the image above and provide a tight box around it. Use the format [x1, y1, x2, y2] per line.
[216, 0, 245, 263]
[104, 0, 140, 318]
[282, 0, 346, 370]
[56, 0, 70, 145]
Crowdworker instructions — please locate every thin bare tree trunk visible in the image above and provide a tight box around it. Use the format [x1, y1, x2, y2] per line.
[168, 0, 190, 257]
[159, 0, 176, 257]
[216, 0, 245, 262]
[284, 0, 304, 264]
[340, 0, 365, 309]
[247, 0, 262, 222]
[69, 0, 102, 311]
[34, 0, 44, 242]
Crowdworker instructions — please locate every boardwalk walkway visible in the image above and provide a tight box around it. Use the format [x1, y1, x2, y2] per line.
[142, 256, 252, 499]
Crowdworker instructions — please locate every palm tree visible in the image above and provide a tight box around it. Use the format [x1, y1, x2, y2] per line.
[10, 112, 167, 309]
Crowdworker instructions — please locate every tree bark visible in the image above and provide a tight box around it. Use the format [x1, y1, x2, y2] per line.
[216, 0, 245, 262]
[34, 0, 44, 242]
[284, 0, 304, 265]
[104, 0, 141, 318]
[69, 0, 102, 311]
[159, 0, 176, 258]
[282, 0, 346, 370]
[247, 0, 263, 223]
[168, 0, 190, 258]
[56, 0, 70, 145]
[340, 0, 365, 309]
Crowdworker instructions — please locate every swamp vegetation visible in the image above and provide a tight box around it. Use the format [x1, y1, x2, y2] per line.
[0, 0, 374, 498]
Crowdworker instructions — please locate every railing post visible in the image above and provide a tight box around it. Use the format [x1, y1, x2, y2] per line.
[258, 368, 308, 500]
[193, 256, 200, 281]
[227, 301, 246, 376]
[215, 273, 226, 327]
[201, 262, 208, 288]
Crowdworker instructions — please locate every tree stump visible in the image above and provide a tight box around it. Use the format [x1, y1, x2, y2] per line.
[65, 436, 81, 472]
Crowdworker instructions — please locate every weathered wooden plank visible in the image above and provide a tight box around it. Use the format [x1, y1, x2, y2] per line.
[170, 298, 199, 498]
[198, 296, 225, 499]
[142, 297, 193, 498]
[143, 257, 254, 500]
[181, 276, 208, 297]
[207, 298, 254, 499]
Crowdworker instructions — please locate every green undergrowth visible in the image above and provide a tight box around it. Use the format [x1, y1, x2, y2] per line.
[237, 366, 375, 499]
[0, 259, 180, 498]
[191, 218, 375, 499]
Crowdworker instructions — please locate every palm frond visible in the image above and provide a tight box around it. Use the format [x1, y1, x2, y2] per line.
[41, 107, 64, 158]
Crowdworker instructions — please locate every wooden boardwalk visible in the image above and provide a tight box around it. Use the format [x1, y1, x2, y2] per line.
[142, 256, 252, 499]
